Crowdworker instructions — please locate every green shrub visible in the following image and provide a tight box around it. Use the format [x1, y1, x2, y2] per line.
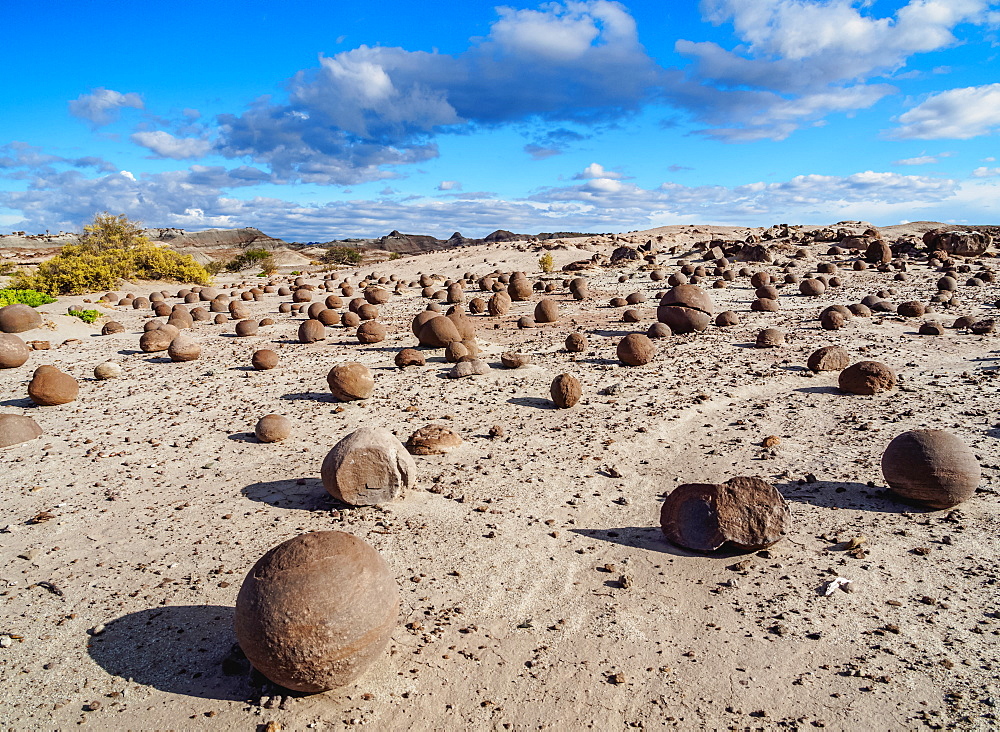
[0, 288, 57, 307]
[68, 308, 101, 324]
[323, 246, 363, 265]
[225, 248, 274, 273]
[0, 260, 15, 276]
[12, 212, 211, 295]
[204, 260, 226, 276]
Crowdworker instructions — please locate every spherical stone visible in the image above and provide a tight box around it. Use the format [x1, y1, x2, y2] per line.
[937, 276, 957, 291]
[321, 427, 415, 505]
[356, 304, 379, 321]
[715, 311, 739, 327]
[646, 322, 673, 338]
[500, 352, 531, 369]
[444, 341, 471, 363]
[394, 348, 426, 368]
[799, 278, 826, 296]
[657, 305, 711, 333]
[660, 476, 789, 552]
[0, 304, 42, 333]
[28, 365, 79, 406]
[448, 359, 490, 378]
[365, 287, 391, 305]
[445, 284, 464, 304]
[313, 309, 338, 327]
[807, 345, 850, 372]
[820, 310, 847, 331]
[410, 311, 437, 338]
[487, 292, 512, 316]
[881, 430, 980, 509]
[755, 328, 784, 348]
[235, 319, 259, 337]
[327, 362, 375, 401]
[292, 289, 312, 303]
[919, 322, 945, 336]
[0, 412, 43, 447]
[357, 321, 387, 344]
[750, 298, 780, 312]
[838, 361, 896, 395]
[251, 349, 279, 370]
[405, 424, 463, 454]
[550, 373, 582, 408]
[565, 333, 588, 352]
[755, 285, 779, 300]
[517, 316, 535, 329]
[167, 311, 193, 330]
[622, 309, 642, 323]
[168, 334, 201, 362]
[659, 285, 714, 314]
[897, 301, 925, 318]
[446, 312, 476, 340]
[0, 333, 30, 369]
[468, 297, 487, 315]
[93, 360, 123, 380]
[255, 414, 292, 443]
[507, 279, 533, 301]
[341, 311, 361, 328]
[617, 333, 655, 366]
[970, 319, 996, 335]
[865, 239, 892, 264]
[233, 531, 399, 692]
[214, 314, 229, 324]
[626, 291, 646, 305]
[534, 299, 559, 323]
[306, 302, 326, 320]
[139, 328, 174, 353]
[298, 319, 326, 344]
[667, 273, 688, 287]
[101, 321, 126, 336]
[609, 297, 628, 308]
[750, 272, 772, 288]
[418, 316, 462, 348]
[848, 303, 872, 317]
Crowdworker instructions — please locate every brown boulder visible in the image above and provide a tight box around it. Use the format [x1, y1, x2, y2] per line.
[660, 477, 789, 552]
[838, 361, 896, 395]
[881, 429, 980, 509]
[500, 352, 532, 368]
[405, 425, 462, 455]
[167, 333, 201, 362]
[0, 333, 30, 369]
[255, 414, 292, 443]
[534, 299, 559, 323]
[233, 531, 398, 692]
[394, 348, 426, 368]
[418, 316, 461, 348]
[321, 427, 415, 505]
[617, 333, 655, 366]
[327, 362, 375, 401]
[357, 321, 387, 344]
[298, 319, 326, 344]
[755, 328, 784, 348]
[0, 304, 42, 333]
[565, 333, 588, 352]
[807, 346, 850, 372]
[101, 321, 125, 335]
[252, 349, 279, 370]
[550, 373, 582, 408]
[28, 365, 79, 405]
[0, 413, 43, 448]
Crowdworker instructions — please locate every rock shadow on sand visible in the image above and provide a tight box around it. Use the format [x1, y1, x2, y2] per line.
[571, 527, 757, 558]
[775, 480, 919, 513]
[87, 605, 249, 701]
[242, 478, 339, 511]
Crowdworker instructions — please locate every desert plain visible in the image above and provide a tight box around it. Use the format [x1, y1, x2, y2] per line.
[0, 220, 999, 731]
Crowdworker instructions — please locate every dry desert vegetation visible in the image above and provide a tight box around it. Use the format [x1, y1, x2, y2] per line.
[1, 221, 999, 731]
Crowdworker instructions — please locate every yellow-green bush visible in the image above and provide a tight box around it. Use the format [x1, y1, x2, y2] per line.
[12, 212, 211, 295]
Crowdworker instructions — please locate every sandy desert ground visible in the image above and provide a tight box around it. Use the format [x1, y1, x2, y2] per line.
[1, 222, 998, 731]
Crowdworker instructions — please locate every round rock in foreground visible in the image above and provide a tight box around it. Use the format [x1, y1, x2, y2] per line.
[807, 346, 849, 372]
[550, 373, 582, 408]
[660, 476, 790, 552]
[234, 531, 399, 693]
[881, 429, 980, 509]
[321, 427, 415, 506]
[0, 413, 43, 448]
[405, 425, 462, 455]
[252, 349, 279, 370]
[617, 333, 655, 366]
[94, 361, 123, 380]
[838, 361, 896, 395]
[28, 365, 79, 406]
[0, 303, 42, 333]
[0, 333, 30, 369]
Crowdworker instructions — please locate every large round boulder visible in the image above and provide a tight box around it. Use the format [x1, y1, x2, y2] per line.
[327, 362, 375, 401]
[881, 429, 980, 509]
[656, 285, 714, 334]
[234, 531, 398, 692]
[838, 361, 896, 395]
[0, 304, 42, 333]
[28, 365, 79, 405]
[0, 333, 30, 369]
[0, 413, 43, 448]
[321, 427, 415, 505]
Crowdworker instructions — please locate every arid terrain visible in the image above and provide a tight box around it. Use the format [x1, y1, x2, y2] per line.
[1, 221, 998, 731]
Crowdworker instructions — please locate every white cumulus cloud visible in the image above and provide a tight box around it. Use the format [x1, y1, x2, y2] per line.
[68, 88, 144, 127]
[131, 131, 213, 160]
[891, 83, 1000, 139]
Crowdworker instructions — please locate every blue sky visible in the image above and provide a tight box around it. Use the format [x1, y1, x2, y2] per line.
[2, 0, 999, 241]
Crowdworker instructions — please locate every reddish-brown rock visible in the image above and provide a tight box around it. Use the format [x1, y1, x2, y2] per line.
[0, 304, 42, 333]
[550, 373, 582, 408]
[357, 321, 387, 344]
[838, 361, 896, 394]
[807, 346, 850, 372]
[617, 333, 655, 366]
[405, 425, 462, 454]
[255, 414, 292, 443]
[234, 531, 398, 692]
[565, 333, 587, 352]
[327, 362, 375, 401]
[534, 299, 559, 323]
[0, 333, 30, 369]
[394, 348, 426, 368]
[881, 429, 980, 509]
[167, 333, 201, 362]
[252, 349, 279, 370]
[298, 319, 326, 343]
[660, 477, 789, 552]
[0, 413, 43, 448]
[28, 365, 79, 406]
[321, 427, 415, 505]
[418, 316, 461, 348]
